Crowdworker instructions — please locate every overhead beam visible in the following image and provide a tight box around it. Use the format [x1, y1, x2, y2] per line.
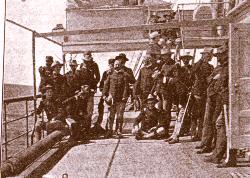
[37, 18, 231, 38]
[62, 37, 228, 53]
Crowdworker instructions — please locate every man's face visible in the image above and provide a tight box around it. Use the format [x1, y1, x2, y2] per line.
[114, 60, 122, 71]
[70, 65, 77, 71]
[118, 59, 125, 66]
[45, 89, 53, 99]
[108, 63, 114, 70]
[202, 53, 212, 62]
[147, 100, 155, 110]
[183, 59, 190, 66]
[54, 66, 61, 74]
[46, 61, 53, 67]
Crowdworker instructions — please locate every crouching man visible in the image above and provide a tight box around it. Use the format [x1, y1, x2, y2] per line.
[33, 84, 68, 143]
[132, 94, 165, 140]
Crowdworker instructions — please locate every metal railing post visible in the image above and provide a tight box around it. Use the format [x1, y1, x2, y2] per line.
[4, 103, 7, 160]
[31, 31, 37, 145]
[25, 100, 29, 147]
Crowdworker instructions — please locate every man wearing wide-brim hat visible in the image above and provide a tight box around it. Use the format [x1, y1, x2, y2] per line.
[65, 60, 80, 97]
[190, 47, 214, 142]
[132, 94, 166, 140]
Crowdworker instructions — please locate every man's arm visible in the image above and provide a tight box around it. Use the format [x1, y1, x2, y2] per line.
[99, 71, 107, 92]
[93, 63, 101, 84]
[103, 75, 110, 97]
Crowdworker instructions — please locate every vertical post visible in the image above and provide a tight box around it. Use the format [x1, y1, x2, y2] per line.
[25, 100, 29, 148]
[31, 31, 37, 145]
[62, 51, 66, 74]
[4, 103, 7, 160]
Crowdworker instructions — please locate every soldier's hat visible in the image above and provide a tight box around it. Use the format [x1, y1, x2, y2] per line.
[115, 53, 129, 61]
[69, 60, 78, 66]
[213, 45, 228, 56]
[149, 31, 160, 39]
[52, 61, 63, 68]
[83, 51, 92, 56]
[145, 94, 158, 103]
[45, 84, 53, 90]
[84, 55, 93, 62]
[180, 52, 194, 61]
[108, 58, 115, 64]
[201, 47, 213, 54]
[46, 56, 53, 63]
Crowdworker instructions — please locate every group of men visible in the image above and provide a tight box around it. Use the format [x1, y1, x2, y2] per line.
[130, 30, 234, 167]
[34, 29, 234, 167]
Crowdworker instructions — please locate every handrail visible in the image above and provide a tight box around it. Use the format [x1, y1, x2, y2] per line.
[4, 94, 42, 104]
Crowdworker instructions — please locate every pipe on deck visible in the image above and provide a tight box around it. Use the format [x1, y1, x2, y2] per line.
[1, 130, 65, 177]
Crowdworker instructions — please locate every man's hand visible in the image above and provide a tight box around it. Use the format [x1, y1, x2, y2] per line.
[148, 126, 157, 133]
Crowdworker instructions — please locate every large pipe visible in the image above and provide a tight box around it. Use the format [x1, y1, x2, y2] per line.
[1, 131, 65, 177]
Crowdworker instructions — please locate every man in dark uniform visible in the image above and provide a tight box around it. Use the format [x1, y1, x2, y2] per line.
[65, 60, 80, 97]
[152, 48, 176, 137]
[95, 58, 115, 126]
[51, 61, 67, 102]
[34, 84, 67, 142]
[196, 64, 223, 154]
[103, 60, 129, 138]
[82, 51, 100, 91]
[190, 47, 214, 141]
[179, 53, 194, 136]
[134, 56, 156, 109]
[62, 85, 93, 140]
[132, 94, 165, 140]
[78, 55, 98, 135]
[38, 56, 54, 95]
[204, 45, 237, 167]
[165, 63, 191, 144]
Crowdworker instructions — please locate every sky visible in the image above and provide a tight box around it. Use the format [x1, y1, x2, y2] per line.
[3, 0, 212, 86]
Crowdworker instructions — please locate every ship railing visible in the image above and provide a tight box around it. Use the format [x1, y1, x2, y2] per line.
[1, 93, 133, 162]
[2, 94, 42, 161]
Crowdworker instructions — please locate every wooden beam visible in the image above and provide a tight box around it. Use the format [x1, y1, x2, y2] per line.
[38, 18, 231, 37]
[62, 37, 228, 53]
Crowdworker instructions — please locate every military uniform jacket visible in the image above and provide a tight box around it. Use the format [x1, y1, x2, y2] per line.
[65, 70, 80, 97]
[192, 60, 214, 96]
[122, 66, 136, 84]
[207, 65, 223, 97]
[36, 98, 61, 121]
[38, 66, 54, 93]
[78, 66, 96, 91]
[80, 62, 100, 89]
[99, 69, 113, 92]
[173, 66, 191, 97]
[103, 70, 128, 102]
[135, 66, 154, 96]
[52, 73, 67, 101]
[134, 107, 165, 132]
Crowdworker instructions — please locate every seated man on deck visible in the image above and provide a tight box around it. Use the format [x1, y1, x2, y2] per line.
[33, 84, 68, 143]
[132, 94, 165, 140]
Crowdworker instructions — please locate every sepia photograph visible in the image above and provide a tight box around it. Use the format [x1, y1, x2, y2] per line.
[1, 0, 250, 177]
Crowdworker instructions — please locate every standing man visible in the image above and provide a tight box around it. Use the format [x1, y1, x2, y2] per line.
[103, 60, 128, 138]
[65, 60, 80, 97]
[190, 47, 214, 141]
[79, 54, 98, 135]
[52, 61, 67, 103]
[95, 58, 115, 126]
[146, 31, 162, 61]
[82, 51, 100, 91]
[38, 56, 54, 95]
[134, 56, 156, 109]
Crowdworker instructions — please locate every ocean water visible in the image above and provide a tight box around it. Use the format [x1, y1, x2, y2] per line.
[2, 84, 35, 160]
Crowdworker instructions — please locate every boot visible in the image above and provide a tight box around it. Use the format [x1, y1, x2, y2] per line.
[217, 149, 237, 168]
[196, 146, 212, 154]
[169, 138, 179, 144]
[195, 144, 204, 149]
